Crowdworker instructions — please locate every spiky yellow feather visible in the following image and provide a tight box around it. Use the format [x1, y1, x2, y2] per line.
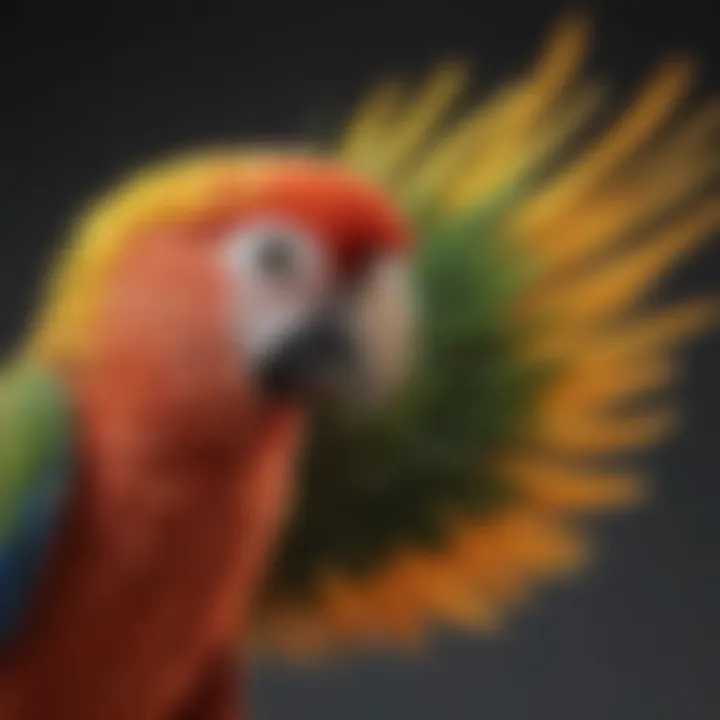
[257, 14, 716, 658]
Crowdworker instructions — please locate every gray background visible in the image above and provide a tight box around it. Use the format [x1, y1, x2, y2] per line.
[0, 1, 717, 718]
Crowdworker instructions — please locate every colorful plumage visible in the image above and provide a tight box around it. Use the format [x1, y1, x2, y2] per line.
[0, 12, 717, 719]
[253, 14, 718, 656]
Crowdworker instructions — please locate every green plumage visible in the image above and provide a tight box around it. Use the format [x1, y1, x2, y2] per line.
[0, 365, 70, 537]
[267, 200, 549, 602]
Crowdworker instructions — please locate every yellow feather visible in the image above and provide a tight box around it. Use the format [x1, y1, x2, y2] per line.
[395, 554, 488, 627]
[521, 103, 718, 276]
[404, 103, 495, 202]
[439, 83, 527, 209]
[337, 79, 402, 168]
[315, 574, 380, 642]
[529, 11, 593, 106]
[525, 156, 718, 281]
[503, 455, 646, 511]
[634, 99, 720, 173]
[461, 512, 588, 607]
[450, 83, 608, 211]
[432, 13, 594, 212]
[380, 61, 468, 180]
[602, 300, 719, 357]
[536, 408, 675, 455]
[522, 298, 718, 364]
[523, 82, 609, 173]
[515, 57, 696, 235]
[539, 357, 675, 415]
[446, 12, 592, 208]
[451, 519, 524, 602]
[529, 200, 720, 327]
[358, 558, 429, 643]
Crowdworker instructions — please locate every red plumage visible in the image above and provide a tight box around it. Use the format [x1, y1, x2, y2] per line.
[0, 162, 410, 718]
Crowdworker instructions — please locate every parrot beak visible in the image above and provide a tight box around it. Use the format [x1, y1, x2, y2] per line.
[242, 254, 416, 408]
[258, 310, 356, 402]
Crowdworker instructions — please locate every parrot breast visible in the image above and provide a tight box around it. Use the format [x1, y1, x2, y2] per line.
[0, 245, 305, 718]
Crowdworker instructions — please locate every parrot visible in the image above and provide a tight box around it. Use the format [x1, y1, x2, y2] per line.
[0, 12, 717, 720]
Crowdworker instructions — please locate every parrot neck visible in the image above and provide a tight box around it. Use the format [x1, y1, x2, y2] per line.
[1, 358, 305, 720]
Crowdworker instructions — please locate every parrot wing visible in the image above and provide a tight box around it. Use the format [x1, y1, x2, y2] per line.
[256, 13, 718, 658]
[0, 363, 73, 644]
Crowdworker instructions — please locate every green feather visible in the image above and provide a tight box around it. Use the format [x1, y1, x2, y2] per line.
[0, 365, 70, 536]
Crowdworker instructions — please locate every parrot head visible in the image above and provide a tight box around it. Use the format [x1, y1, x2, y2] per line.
[32, 156, 418, 418]
[218, 160, 416, 406]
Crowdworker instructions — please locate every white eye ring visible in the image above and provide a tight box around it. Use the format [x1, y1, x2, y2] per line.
[223, 218, 327, 291]
[222, 218, 330, 365]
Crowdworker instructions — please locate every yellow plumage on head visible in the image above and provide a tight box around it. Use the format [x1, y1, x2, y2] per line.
[25, 150, 304, 363]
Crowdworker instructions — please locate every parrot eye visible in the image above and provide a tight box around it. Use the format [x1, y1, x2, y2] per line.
[223, 219, 327, 293]
[256, 234, 298, 278]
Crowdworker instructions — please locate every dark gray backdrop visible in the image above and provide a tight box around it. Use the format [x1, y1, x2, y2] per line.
[0, 1, 717, 718]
